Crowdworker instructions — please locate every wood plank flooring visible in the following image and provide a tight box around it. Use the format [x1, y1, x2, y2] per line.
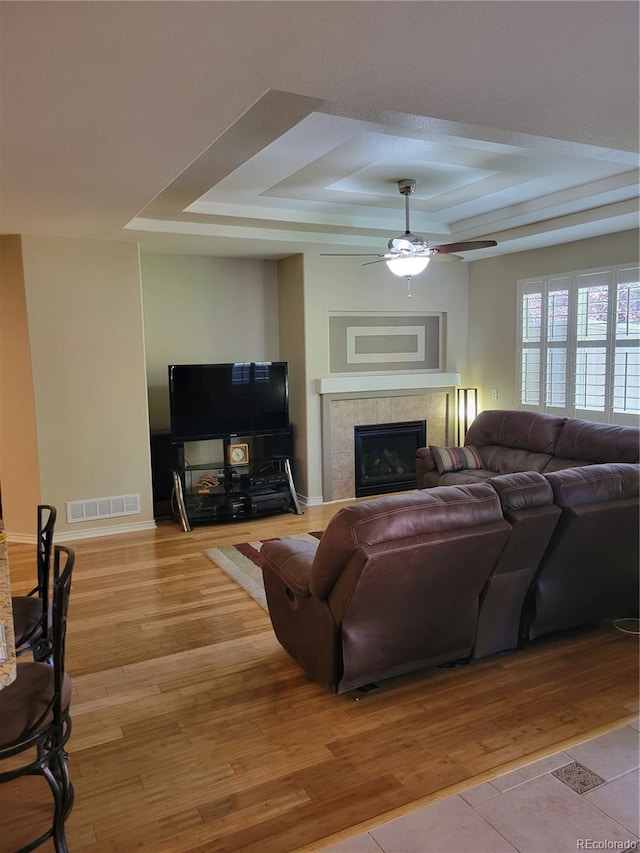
[1, 502, 638, 852]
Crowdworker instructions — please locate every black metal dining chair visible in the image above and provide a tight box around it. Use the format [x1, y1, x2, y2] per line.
[0, 544, 75, 852]
[12, 504, 56, 661]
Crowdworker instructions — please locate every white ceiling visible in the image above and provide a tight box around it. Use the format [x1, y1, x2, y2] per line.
[1, 1, 638, 262]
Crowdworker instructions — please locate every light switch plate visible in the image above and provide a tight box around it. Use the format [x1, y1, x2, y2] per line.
[0, 621, 7, 663]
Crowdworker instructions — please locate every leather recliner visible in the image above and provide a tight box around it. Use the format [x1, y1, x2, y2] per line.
[261, 484, 511, 693]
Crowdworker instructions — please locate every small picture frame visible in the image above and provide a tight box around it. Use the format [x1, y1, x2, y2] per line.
[227, 443, 250, 465]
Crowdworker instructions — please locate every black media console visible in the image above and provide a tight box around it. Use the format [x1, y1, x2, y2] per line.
[171, 456, 303, 532]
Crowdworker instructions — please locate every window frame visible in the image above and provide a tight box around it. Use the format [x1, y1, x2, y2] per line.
[516, 263, 639, 426]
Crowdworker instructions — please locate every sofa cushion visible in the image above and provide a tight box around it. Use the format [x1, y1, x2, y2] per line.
[429, 444, 484, 474]
[552, 418, 640, 464]
[466, 410, 566, 454]
[423, 469, 495, 487]
[476, 444, 552, 474]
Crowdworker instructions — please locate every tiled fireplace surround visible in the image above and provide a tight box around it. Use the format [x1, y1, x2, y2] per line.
[319, 375, 458, 502]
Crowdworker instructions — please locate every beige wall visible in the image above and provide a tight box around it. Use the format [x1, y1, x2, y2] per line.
[301, 252, 470, 501]
[276, 255, 307, 495]
[467, 229, 640, 413]
[0, 235, 41, 536]
[19, 236, 154, 538]
[140, 251, 470, 503]
[140, 253, 279, 464]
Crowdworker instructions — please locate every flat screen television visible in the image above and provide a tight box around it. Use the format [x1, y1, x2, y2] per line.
[168, 362, 290, 443]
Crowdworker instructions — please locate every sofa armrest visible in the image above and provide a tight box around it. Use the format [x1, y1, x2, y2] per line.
[416, 446, 435, 470]
[261, 538, 343, 692]
[260, 539, 318, 596]
[415, 446, 435, 487]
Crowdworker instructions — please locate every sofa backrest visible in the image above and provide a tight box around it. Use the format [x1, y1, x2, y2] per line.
[486, 471, 561, 580]
[545, 461, 639, 505]
[309, 484, 511, 692]
[473, 471, 562, 660]
[525, 463, 640, 640]
[310, 484, 506, 600]
[545, 418, 640, 470]
[465, 409, 566, 474]
[466, 410, 566, 454]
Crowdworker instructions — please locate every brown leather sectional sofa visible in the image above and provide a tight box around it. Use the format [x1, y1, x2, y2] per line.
[416, 409, 639, 488]
[261, 416, 639, 693]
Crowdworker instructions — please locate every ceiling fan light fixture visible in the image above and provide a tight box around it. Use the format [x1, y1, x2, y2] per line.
[385, 256, 430, 278]
[320, 179, 497, 278]
[389, 233, 425, 252]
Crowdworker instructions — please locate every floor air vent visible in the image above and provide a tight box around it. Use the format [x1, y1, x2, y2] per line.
[67, 493, 141, 523]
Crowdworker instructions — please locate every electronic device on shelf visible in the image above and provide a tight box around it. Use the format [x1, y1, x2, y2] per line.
[246, 490, 291, 513]
[240, 472, 286, 488]
[165, 361, 300, 530]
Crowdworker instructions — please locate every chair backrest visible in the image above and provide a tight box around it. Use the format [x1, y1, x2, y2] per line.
[51, 545, 74, 725]
[36, 504, 57, 646]
[36, 504, 56, 593]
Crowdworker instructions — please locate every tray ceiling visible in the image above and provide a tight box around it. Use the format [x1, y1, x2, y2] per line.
[1, 2, 638, 260]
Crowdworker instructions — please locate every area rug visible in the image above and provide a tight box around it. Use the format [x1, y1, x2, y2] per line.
[205, 532, 322, 610]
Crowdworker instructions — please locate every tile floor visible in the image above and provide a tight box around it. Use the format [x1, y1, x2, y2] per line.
[323, 720, 640, 853]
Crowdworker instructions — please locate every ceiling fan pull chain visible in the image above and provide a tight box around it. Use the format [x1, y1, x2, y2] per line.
[406, 276, 412, 298]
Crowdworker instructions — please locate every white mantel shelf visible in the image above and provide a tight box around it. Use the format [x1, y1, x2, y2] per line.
[317, 373, 461, 395]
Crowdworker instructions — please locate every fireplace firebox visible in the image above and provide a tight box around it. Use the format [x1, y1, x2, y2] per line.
[354, 420, 427, 497]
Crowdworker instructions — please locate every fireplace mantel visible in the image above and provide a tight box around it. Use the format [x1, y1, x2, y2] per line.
[317, 373, 460, 395]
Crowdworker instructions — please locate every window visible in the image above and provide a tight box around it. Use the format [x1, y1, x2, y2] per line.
[517, 265, 639, 425]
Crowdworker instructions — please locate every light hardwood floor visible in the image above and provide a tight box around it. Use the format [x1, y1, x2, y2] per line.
[1, 502, 638, 852]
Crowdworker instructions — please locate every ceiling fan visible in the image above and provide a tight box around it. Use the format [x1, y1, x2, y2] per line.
[321, 179, 497, 296]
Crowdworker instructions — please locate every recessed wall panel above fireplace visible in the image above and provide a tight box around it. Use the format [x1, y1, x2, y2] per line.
[329, 312, 443, 374]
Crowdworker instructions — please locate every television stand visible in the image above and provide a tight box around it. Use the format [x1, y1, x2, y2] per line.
[172, 457, 303, 532]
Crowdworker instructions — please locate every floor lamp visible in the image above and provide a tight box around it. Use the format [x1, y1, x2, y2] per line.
[457, 387, 478, 446]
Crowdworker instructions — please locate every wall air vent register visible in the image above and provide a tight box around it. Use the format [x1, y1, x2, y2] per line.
[66, 493, 141, 523]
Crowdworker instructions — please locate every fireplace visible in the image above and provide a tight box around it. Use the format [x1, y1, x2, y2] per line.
[318, 379, 456, 502]
[354, 420, 426, 497]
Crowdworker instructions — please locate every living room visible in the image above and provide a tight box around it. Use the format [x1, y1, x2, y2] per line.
[0, 2, 638, 851]
[1, 2, 638, 541]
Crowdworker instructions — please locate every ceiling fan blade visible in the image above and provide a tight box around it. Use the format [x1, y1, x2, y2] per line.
[431, 240, 498, 254]
[320, 253, 385, 257]
[431, 253, 462, 262]
[361, 258, 389, 266]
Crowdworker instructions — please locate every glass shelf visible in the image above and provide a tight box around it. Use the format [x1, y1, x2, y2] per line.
[172, 458, 302, 531]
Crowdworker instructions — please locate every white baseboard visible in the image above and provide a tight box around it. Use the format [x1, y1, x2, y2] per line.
[297, 494, 325, 507]
[53, 520, 157, 542]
